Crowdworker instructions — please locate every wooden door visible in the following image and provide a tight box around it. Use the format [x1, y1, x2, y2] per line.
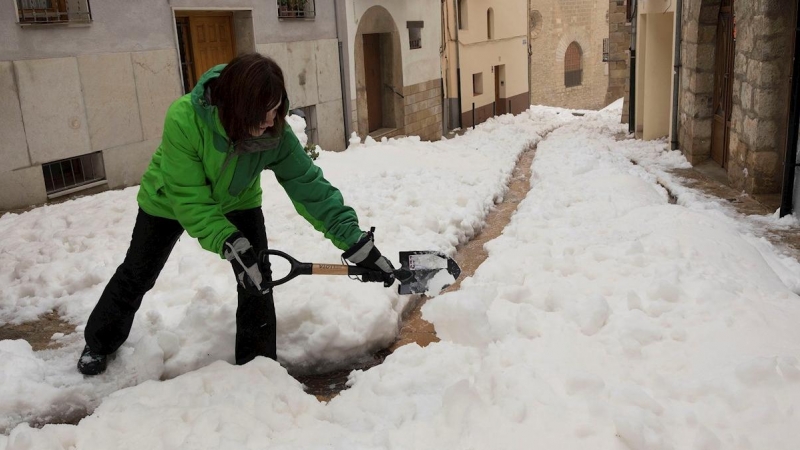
[711, 0, 735, 168]
[363, 33, 383, 132]
[189, 13, 236, 83]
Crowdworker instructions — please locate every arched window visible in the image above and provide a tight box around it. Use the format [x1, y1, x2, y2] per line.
[458, 0, 468, 30]
[487, 8, 494, 39]
[564, 42, 583, 87]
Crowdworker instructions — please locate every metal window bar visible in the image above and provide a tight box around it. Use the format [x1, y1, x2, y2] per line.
[42, 152, 105, 195]
[17, 0, 92, 24]
[565, 70, 583, 88]
[603, 38, 610, 62]
[277, 0, 315, 19]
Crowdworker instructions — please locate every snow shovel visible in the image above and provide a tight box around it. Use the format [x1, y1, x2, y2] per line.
[259, 249, 461, 295]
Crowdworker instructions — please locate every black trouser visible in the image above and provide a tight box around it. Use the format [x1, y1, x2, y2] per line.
[84, 207, 277, 365]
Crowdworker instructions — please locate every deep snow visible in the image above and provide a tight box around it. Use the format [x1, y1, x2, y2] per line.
[1, 101, 799, 449]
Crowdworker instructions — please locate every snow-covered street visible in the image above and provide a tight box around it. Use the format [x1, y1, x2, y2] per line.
[2, 101, 800, 449]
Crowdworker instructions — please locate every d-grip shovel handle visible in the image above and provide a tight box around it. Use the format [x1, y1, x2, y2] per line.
[258, 249, 380, 288]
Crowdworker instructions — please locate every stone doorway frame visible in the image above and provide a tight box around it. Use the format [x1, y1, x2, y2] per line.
[354, 5, 405, 138]
[678, 0, 723, 165]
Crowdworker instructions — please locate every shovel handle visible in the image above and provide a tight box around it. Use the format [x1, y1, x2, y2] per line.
[259, 249, 381, 288]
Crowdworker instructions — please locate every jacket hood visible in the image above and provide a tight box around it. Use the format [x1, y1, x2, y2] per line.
[190, 64, 291, 154]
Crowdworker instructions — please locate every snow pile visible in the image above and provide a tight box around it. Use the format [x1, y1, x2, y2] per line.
[0, 108, 572, 433]
[3, 103, 799, 448]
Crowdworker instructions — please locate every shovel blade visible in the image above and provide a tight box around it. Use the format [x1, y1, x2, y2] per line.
[396, 251, 461, 295]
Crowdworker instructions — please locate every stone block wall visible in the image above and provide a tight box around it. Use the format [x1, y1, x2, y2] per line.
[403, 79, 443, 142]
[605, 0, 631, 122]
[726, 0, 795, 193]
[678, 0, 721, 165]
[0, 50, 181, 211]
[529, 0, 610, 110]
[678, 0, 795, 195]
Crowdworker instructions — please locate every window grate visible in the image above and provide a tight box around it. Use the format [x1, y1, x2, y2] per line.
[564, 42, 583, 88]
[277, 0, 315, 19]
[42, 152, 105, 195]
[603, 38, 610, 62]
[17, 0, 92, 24]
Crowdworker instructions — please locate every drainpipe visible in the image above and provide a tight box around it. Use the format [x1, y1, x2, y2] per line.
[670, 0, 683, 150]
[334, 0, 351, 148]
[629, 1, 637, 134]
[780, 4, 800, 217]
[454, 0, 463, 129]
[527, 0, 532, 107]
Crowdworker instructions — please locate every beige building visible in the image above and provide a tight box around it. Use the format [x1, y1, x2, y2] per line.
[442, 0, 530, 130]
[628, 0, 799, 216]
[528, 0, 610, 110]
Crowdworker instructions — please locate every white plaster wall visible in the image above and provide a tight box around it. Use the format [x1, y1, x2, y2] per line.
[316, 39, 343, 104]
[459, 39, 529, 111]
[256, 40, 345, 151]
[345, 0, 442, 96]
[78, 52, 143, 152]
[317, 99, 346, 152]
[131, 49, 183, 141]
[0, 61, 29, 172]
[0, 166, 48, 210]
[640, 12, 674, 140]
[286, 40, 321, 109]
[103, 138, 160, 189]
[15, 57, 91, 165]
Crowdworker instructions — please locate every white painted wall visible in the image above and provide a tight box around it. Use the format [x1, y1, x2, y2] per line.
[344, 0, 442, 95]
[636, 9, 675, 141]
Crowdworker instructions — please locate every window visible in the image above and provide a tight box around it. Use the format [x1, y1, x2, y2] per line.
[408, 21, 423, 50]
[564, 42, 583, 88]
[42, 152, 105, 196]
[277, 0, 315, 19]
[458, 0, 468, 30]
[603, 38, 610, 62]
[487, 8, 494, 40]
[16, 0, 91, 24]
[473, 73, 483, 96]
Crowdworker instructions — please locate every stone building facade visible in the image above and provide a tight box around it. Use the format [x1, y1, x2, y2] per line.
[678, 0, 797, 194]
[605, 0, 631, 122]
[528, 0, 610, 110]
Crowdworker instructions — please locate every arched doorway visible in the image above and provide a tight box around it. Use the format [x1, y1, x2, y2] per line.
[710, 0, 735, 168]
[354, 6, 404, 137]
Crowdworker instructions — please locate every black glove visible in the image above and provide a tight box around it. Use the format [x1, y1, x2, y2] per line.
[342, 227, 396, 287]
[223, 232, 270, 296]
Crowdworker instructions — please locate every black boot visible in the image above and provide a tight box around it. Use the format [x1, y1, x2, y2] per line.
[77, 345, 108, 375]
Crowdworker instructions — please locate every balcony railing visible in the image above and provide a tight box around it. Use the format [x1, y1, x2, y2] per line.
[277, 0, 315, 19]
[17, 0, 92, 24]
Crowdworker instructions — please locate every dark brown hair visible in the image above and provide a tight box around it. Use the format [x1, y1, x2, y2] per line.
[211, 53, 286, 142]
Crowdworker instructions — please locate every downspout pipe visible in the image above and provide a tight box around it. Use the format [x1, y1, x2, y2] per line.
[671, 0, 683, 150]
[333, 0, 351, 148]
[780, 4, 800, 217]
[454, 0, 463, 129]
[629, 2, 637, 134]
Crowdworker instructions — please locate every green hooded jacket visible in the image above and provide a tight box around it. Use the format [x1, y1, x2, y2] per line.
[136, 65, 362, 256]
